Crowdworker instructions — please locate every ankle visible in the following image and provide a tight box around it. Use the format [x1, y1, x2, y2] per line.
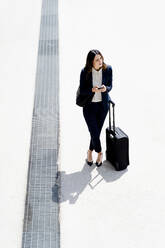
[87, 150, 93, 162]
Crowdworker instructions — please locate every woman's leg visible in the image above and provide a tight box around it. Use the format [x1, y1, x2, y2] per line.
[89, 139, 94, 151]
[95, 103, 109, 162]
[89, 103, 108, 152]
[83, 103, 102, 153]
[97, 104, 109, 135]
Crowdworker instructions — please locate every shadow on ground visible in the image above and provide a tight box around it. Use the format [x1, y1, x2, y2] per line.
[52, 160, 128, 204]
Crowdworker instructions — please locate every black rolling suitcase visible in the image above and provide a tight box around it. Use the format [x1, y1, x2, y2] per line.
[106, 100, 130, 171]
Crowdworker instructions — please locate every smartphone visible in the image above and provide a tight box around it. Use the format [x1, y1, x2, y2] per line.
[97, 86, 104, 89]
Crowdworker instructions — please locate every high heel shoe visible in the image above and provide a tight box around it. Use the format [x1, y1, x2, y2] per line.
[86, 159, 93, 166]
[86, 151, 93, 166]
[96, 152, 103, 167]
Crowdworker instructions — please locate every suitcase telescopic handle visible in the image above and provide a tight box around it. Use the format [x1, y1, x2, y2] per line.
[108, 100, 115, 134]
[109, 100, 115, 106]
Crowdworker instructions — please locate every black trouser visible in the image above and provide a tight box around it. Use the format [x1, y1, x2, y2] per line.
[83, 101, 108, 153]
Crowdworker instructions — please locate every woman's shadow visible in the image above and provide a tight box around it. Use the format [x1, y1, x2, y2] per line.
[52, 159, 128, 204]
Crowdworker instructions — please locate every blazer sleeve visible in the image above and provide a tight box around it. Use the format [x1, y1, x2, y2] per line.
[106, 66, 113, 93]
[79, 69, 92, 96]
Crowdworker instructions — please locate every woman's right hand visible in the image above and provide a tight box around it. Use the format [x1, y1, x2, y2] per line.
[92, 86, 100, 93]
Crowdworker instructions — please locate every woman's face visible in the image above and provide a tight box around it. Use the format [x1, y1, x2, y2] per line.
[93, 54, 103, 70]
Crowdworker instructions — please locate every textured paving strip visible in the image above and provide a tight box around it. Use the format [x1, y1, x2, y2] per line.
[21, 0, 60, 247]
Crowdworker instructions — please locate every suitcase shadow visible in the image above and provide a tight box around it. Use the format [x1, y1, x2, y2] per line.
[88, 160, 128, 189]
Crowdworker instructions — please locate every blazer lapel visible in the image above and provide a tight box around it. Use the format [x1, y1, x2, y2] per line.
[88, 71, 93, 88]
[102, 69, 106, 84]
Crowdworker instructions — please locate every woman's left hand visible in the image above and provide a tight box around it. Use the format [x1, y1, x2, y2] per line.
[100, 85, 107, 92]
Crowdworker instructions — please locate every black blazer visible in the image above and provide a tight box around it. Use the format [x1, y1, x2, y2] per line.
[80, 65, 113, 110]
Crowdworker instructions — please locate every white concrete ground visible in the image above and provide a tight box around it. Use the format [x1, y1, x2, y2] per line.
[0, 1, 42, 247]
[59, 0, 165, 247]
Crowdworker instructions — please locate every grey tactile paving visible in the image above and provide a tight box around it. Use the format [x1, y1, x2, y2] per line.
[21, 0, 60, 247]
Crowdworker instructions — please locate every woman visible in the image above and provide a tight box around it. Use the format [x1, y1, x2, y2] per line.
[80, 49, 113, 167]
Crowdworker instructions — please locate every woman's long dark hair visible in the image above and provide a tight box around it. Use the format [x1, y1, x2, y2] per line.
[84, 49, 107, 80]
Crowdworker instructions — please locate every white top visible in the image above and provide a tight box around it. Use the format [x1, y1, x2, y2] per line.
[91, 67, 102, 102]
